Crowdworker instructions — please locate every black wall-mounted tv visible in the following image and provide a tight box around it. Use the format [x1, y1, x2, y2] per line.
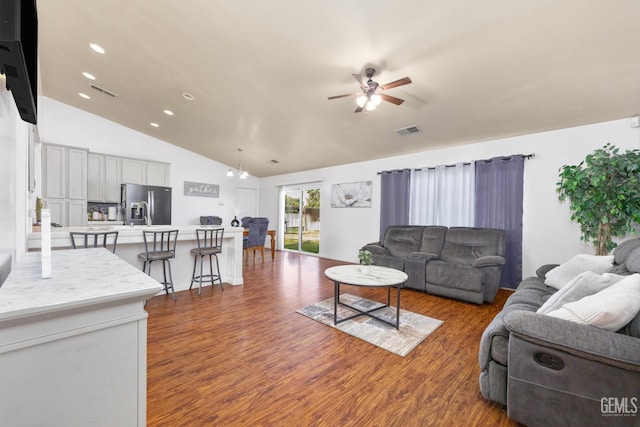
[0, 0, 37, 124]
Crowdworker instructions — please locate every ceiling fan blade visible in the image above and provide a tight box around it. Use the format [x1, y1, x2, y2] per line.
[381, 93, 405, 105]
[381, 77, 412, 90]
[328, 93, 357, 100]
[354, 104, 365, 113]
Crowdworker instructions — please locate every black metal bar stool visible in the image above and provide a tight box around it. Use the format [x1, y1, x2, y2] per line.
[69, 231, 119, 253]
[137, 229, 179, 300]
[189, 227, 224, 295]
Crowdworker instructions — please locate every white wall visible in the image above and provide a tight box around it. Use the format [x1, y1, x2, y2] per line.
[39, 98, 259, 226]
[0, 81, 30, 266]
[260, 118, 640, 278]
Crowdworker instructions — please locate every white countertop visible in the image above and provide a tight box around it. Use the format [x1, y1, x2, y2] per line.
[0, 248, 163, 322]
[27, 225, 244, 249]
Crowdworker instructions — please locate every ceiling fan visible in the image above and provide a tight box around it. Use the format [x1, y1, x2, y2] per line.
[328, 67, 412, 113]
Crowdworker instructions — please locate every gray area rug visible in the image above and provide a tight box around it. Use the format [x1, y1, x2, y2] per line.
[296, 293, 443, 357]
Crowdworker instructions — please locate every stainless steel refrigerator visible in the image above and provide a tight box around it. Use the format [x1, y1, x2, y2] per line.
[121, 184, 172, 225]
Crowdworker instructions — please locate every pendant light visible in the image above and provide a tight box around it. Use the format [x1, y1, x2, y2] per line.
[227, 148, 249, 179]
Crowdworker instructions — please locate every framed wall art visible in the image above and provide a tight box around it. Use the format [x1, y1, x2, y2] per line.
[331, 181, 372, 208]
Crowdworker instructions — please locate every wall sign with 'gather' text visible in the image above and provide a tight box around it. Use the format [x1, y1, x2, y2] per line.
[183, 181, 220, 198]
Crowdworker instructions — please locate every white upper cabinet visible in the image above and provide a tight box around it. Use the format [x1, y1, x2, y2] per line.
[121, 158, 146, 185]
[146, 162, 169, 186]
[42, 144, 66, 199]
[87, 153, 105, 202]
[88, 154, 124, 202]
[44, 144, 170, 224]
[42, 143, 88, 227]
[67, 148, 87, 200]
[42, 143, 88, 201]
[121, 157, 169, 187]
[104, 156, 122, 202]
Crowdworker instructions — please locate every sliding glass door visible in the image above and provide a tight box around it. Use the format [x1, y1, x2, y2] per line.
[284, 186, 320, 254]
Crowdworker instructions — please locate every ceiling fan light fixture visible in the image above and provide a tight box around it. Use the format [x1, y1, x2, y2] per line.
[328, 68, 412, 113]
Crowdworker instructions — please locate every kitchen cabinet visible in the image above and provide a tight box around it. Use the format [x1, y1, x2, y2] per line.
[67, 148, 87, 199]
[43, 199, 87, 228]
[44, 199, 66, 226]
[68, 200, 88, 226]
[146, 161, 169, 186]
[42, 143, 87, 227]
[88, 154, 123, 203]
[104, 156, 122, 202]
[122, 158, 169, 186]
[46, 144, 170, 216]
[122, 158, 146, 185]
[42, 144, 66, 199]
[87, 153, 104, 201]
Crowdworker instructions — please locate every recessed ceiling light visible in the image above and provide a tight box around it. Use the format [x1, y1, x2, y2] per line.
[82, 72, 96, 80]
[182, 93, 194, 101]
[150, 122, 159, 128]
[163, 109, 174, 116]
[89, 43, 105, 54]
[79, 93, 90, 99]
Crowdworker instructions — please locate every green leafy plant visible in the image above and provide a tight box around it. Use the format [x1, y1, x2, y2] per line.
[557, 143, 640, 255]
[35, 197, 43, 224]
[358, 249, 373, 265]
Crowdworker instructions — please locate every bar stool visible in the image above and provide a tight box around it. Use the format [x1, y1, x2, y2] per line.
[70, 231, 119, 253]
[137, 229, 179, 300]
[189, 227, 224, 295]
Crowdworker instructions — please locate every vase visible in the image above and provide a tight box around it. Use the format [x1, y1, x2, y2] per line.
[231, 216, 240, 227]
[360, 265, 370, 274]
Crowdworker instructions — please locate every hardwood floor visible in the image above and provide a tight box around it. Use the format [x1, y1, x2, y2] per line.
[146, 251, 519, 426]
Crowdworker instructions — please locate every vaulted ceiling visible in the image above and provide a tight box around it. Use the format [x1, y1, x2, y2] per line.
[37, 1, 640, 177]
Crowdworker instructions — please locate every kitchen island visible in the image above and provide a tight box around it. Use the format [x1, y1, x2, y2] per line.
[27, 225, 245, 293]
[0, 248, 162, 427]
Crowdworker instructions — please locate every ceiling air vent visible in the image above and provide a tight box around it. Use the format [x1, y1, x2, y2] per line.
[90, 84, 117, 98]
[394, 125, 421, 136]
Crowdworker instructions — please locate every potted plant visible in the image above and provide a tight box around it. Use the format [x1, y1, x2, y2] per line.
[557, 143, 640, 255]
[358, 249, 373, 273]
[32, 197, 43, 231]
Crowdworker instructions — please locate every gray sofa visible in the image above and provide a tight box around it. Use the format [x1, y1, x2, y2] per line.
[479, 238, 640, 427]
[362, 225, 505, 304]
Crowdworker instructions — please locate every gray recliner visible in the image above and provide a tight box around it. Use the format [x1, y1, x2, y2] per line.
[479, 238, 640, 427]
[362, 226, 447, 290]
[362, 225, 505, 303]
[425, 227, 506, 304]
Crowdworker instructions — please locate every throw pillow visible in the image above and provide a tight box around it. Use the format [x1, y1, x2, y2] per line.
[544, 254, 614, 289]
[537, 271, 625, 315]
[546, 273, 640, 331]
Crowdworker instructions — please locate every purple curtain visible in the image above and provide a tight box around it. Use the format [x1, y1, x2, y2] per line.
[475, 156, 524, 288]
[379, 169, 411, 242]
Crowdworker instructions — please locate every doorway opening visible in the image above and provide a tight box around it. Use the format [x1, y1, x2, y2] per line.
[283, 186, 320, 254]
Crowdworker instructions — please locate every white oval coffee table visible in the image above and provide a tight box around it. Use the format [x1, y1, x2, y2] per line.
[324, 265, 408, 329]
